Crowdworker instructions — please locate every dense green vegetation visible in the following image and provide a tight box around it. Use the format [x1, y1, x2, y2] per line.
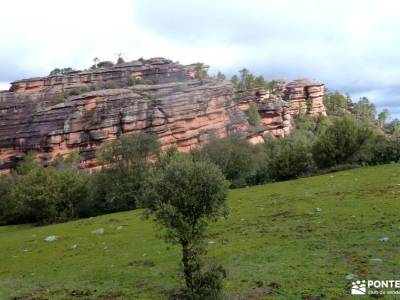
[1, 164, 399, 299]
[2, 104, 400, 226]
[1, 79, 400, 298]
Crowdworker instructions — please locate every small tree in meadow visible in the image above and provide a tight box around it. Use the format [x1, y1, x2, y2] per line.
[145, 154, 229, 299]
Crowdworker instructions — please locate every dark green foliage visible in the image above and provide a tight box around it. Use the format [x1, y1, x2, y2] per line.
[294, 114, 332, 135]
[49, 67, 74, 76]
[370, 136, 400, 164]
[230, 69, 270, 91]
[386, 118, 400, 137]
[199, 138, 266, 188]
[55, 86, 90, 102]
[323, 91, 348, 116]
[352, 97, 376, 123]
[377, 109, 389, 128]
[126, 76, 135, 86]
[0, 176, 14, 225]
[92, 133, 160, 212]
[97, 133, 160, 166]
[90, 162, 151, 213]
[312, 117, 374, 168]
[246, 103, 261, 126]
[230, 75, 239, 88]
[265, 131, 316, 181]
[7, 163, 89, 225]
[145, 153, 228, 299]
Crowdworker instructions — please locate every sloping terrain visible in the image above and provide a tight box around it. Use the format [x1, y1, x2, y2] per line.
[1, 164, 399, 299]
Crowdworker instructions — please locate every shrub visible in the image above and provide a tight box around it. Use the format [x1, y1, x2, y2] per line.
[370, 136, 400, 164]
[2, 153, 90, 225]
[8, 165, 90, 224]
[312, 117, 374, 168]
[246, 103, 262, 126]
[145, 153, 228, 299]
[92, 133, 160, 212]
[199, 138, 266, 188]
[0, 176, 14, 225]
[90, 162, 152, 213]
[265, 131, 316, 181]
[126, 77, 135, 86]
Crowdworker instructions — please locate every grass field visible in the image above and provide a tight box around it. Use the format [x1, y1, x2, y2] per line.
[1, 164, 400, 299]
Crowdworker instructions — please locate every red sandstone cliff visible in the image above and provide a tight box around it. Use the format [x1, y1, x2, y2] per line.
[0, 58, 326, 173]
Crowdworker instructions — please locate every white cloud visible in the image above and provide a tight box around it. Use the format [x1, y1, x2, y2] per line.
[0, 0, 399, 116]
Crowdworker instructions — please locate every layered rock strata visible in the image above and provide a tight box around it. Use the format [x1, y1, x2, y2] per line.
[283, 79, 326, 116]
[0, 58, 326, 172]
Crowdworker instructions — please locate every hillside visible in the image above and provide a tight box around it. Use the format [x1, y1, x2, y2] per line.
[1, 164, 399, 299]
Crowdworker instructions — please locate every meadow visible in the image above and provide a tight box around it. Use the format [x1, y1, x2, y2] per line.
[1, 164, 399, 299]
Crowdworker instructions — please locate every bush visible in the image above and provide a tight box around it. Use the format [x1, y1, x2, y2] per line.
[246, 103, 262, 126]
[92, 133, 160, 212]
[1, 153, 90, 225]
[265, 131, 316, 181]
[0, 176, 14, 225]
[199, 138, 266, 188]
[370, 136, 400, 164]
[90, 162, 152, 213]
[8, 165, 90, 224]
[312, 117, 374, 168]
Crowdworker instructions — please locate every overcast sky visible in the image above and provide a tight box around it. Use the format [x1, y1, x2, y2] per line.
[1, 0, 399, 117]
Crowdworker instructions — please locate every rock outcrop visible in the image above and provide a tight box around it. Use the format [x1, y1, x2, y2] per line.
[234, 88, 292, 138]
[0, 58, 326, 173]
[283, 79, 326, 116]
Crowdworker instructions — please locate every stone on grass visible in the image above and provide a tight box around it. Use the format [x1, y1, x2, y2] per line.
[92, 228, 105, 235]
[345, 273, 357, 280]
[44, 235, 58, 242]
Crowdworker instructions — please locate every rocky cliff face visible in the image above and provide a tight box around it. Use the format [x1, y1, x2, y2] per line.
[0, 58, 326, 172]
[283, 79, 326, 116]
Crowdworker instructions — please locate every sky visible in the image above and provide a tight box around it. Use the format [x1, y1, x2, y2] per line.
[0, 0, 399, 117]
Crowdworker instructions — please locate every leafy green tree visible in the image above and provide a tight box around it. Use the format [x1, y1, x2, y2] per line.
[216, 72, 226, 80]
[265, 131, 316, 180]
[97, 133, 160, 167]
[145, 154, 228, 299]
[352, 97, 376, 123]
[378, 109, 390, 128]
[93, 133, 160, 212]
[386, 118, 400, 137]
[9, 165, 89, 224]
[312, 117, 373, 168]
[0, 176, 14, 225]
[253, 75, 269, 88]
[323, 91, 348, 115]
[230, 75, 239, 88]
[370, 136, 400, 164]
[199, 138, 266, 188]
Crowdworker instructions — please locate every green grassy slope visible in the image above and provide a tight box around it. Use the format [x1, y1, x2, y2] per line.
[1, 164, 400, 299]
